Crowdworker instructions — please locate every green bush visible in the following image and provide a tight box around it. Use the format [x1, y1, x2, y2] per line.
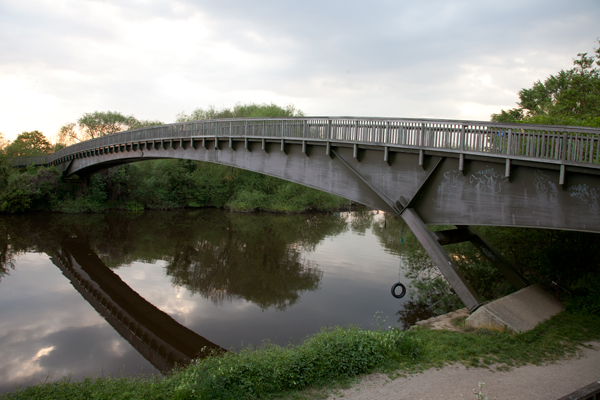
[0, 172, 34, 212]
[170, 326, 420, 399]
[0, 166, 61, 213]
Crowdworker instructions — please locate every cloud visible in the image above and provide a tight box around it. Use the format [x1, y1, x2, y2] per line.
[0, 0, 598, 140]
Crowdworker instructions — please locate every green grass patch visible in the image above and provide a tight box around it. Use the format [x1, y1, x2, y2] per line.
[169, 327, 419, 399]
[3, 312, 600, 400]
[412, 312, 600, 371]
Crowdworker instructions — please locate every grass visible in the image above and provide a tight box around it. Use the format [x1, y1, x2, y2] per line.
[2, 312, 600, 400]
[413, 312, 600, 370]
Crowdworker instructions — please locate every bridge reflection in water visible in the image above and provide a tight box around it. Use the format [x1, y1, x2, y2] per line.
[51, 239, 225, 373]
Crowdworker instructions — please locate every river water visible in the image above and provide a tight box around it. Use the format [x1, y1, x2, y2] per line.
[0, 209, 424, 392]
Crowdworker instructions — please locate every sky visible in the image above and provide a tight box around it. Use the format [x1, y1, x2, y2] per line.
[0, 0, 599, 142]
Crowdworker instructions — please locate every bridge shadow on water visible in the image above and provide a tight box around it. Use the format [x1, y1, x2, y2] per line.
[52, 239, 226, 373]
[0, 209, 358, 375]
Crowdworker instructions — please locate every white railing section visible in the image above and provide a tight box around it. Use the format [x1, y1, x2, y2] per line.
[11, 117, 600, 168]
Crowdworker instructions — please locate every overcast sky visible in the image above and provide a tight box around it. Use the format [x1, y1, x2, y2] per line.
[1, 0, 598, 142]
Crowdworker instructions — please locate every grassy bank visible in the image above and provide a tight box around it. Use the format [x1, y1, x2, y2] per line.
[3, 312, 599, 400]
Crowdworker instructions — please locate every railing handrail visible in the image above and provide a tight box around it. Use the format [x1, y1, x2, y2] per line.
[10, 117, 600, 168]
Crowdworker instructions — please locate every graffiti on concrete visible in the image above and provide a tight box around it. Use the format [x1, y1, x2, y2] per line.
[534, 170, 558, 207]
[469, 168, 508, 194]
[435, 167, 507, 206]
[569, 184, 600, 213]
[435, 170, 464, 205]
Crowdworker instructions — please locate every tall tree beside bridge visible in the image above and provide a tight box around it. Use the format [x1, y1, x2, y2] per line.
[492, 39, 600, 127]
[5, 131, 53, 158]
[57, 111, 163, 145]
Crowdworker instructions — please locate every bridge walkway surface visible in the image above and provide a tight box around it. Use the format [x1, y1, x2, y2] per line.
[13, 117, 600, 311]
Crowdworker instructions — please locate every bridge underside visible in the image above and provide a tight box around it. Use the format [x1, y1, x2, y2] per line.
[59, 137, 600, 232]
[52, 137, 600, 311]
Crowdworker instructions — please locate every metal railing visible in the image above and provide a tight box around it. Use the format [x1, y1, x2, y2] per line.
[11, 156, 49, 167]
[557, 380, 600, 400]
[11, 117, 600, 168]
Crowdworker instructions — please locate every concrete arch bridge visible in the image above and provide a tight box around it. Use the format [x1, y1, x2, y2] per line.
[14, 117, 600, 311]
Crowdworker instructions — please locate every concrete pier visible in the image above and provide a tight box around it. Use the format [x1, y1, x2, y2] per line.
[465, 284, 564, 332]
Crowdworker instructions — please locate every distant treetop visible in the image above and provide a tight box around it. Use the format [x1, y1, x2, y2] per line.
[5, 131, 53, 158]
[176, 102, 305, 122]
[57, 111, 163, 145]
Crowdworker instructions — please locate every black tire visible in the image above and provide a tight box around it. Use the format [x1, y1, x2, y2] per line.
[391, 282, 406, 299]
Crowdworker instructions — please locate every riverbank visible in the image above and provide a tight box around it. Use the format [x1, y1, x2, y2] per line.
[2, 311, 599, 399]
[0, 161, 351, 214]
[327, 341, 600, 400]
[328, 309, 600, 399]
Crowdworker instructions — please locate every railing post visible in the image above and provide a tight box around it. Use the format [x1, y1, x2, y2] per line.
[460, 125, 466, 151]
[214, 122, 219, 149]
[506, 128, 512, 156]
[303, 120, 307, 138]
[398, 123, 403, 145]
[327, 119, 332, 141]
[384, 121, 390, 144]
[562, 132, 568, 161]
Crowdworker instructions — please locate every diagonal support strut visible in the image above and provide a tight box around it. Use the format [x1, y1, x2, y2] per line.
[435, 226, 528, 290]
[457, 226, 528, 290]
[401, 208, 484, 311]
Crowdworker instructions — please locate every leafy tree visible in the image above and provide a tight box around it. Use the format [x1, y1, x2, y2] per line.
[5, 131, 53, 157]
[58, 111, 163, 145]
[176, 102, 304, 122]
[492, 40, 600, 127]
[0, 133, 9, 153]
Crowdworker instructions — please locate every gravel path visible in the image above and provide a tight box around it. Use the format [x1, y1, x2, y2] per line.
[327, 342, 600, 400]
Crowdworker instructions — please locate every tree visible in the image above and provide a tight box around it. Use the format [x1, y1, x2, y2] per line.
[0, 133, 9, 153]
[57, 111, 163, 145]
[492, 40, 600, 127]
[5, 131, 53, 158]
[176, 102, 305, 122]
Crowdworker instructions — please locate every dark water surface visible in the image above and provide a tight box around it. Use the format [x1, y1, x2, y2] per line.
[0, 209, 417, 392]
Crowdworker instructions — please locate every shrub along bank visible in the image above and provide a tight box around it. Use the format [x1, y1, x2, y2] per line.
[0, 160, 349, 214]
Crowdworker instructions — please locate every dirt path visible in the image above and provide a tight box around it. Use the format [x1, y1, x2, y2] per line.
[328, 309, 600, 400]
[327, 342, 600, 400]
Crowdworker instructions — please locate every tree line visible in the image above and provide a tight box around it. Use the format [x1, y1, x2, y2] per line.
[0, 103, 349, 213]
